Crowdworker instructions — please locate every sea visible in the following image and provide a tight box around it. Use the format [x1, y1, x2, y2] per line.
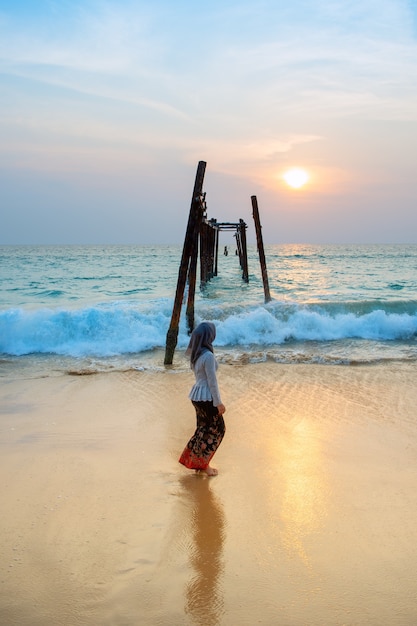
[1, 243, 416, 377]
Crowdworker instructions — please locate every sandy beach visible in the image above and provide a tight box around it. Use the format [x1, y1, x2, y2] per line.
[1, 359, 417, 626]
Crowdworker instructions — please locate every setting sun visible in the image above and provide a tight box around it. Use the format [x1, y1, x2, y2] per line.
[283, 168, 310, 189]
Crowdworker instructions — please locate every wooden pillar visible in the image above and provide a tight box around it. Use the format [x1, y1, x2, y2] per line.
[200, 220, 209, 287]
[208, 220, 216, 278]
[251, 195, 271, 303]
[214, 223, 219, 276]
[200, 219, 216, 286]
[239, 219, 249, 282]
[164, 161, 206, 365]
[235, 230, 242, 265]
[186, 224, 199, 334]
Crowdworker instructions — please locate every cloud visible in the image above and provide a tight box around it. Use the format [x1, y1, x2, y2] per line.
[2, 0, 416, 125]
[1, 0, 417, 243]
[0, 1, 155, 73]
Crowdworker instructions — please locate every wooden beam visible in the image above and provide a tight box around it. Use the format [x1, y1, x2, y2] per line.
[239, 219, 249, 283]
[164, 161, 206, 365]
[214, 223, 219, 276]
[251, 195, 271, 303]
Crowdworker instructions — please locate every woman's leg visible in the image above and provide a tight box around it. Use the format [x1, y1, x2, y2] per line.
[179, 401, 225, 474]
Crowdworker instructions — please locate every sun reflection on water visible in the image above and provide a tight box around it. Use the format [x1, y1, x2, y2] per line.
[272, 417, 329, 567]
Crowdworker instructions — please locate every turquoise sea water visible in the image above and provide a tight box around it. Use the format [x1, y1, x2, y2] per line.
[1, 244, 416, 375]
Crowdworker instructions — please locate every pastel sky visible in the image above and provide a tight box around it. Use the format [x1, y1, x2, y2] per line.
[1, 0, 417, 244]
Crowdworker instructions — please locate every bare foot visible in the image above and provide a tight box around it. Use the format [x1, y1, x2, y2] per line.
[204, 466, 218, 476]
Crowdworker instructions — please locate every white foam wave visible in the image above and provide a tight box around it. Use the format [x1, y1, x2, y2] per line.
[1, 300, 416, 357]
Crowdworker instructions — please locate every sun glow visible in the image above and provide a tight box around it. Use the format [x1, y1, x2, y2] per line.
[283, 168, 310, 189]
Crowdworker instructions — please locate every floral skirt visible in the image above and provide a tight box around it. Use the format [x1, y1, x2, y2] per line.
[179, 401, 226, 470]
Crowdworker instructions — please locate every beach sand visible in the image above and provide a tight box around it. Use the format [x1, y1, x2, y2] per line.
[1, 359, 417, 626]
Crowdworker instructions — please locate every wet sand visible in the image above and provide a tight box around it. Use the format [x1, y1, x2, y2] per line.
[1, 361, 417, 626]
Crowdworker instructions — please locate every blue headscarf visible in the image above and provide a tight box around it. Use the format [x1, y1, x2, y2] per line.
[186, 322, 216, 368]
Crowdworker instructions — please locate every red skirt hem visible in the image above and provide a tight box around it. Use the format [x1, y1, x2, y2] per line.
[179, 447, 212, 470]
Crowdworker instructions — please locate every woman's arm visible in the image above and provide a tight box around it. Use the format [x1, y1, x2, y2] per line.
[203, 352, 225, 413]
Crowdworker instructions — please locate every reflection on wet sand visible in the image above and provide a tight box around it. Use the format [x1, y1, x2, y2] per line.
[274, 418, 329, 566]
[179, 475, 226, 626]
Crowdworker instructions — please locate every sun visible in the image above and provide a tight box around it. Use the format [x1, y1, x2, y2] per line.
[282, 168, 310, 189]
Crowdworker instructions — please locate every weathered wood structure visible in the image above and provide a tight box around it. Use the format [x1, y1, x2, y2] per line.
[200, 219, 249, 286]
[251, 195, 271, 303]
[164, 161, 270, 365]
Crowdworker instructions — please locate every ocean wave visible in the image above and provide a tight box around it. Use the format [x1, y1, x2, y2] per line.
[0, 299, 416, 358]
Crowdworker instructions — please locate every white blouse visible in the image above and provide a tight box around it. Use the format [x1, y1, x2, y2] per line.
[188, 350, 222, 407]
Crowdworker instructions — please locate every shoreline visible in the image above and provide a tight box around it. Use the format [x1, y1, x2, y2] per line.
[1, 361, 417, 625]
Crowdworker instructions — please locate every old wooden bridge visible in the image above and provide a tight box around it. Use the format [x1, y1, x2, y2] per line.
[164, 160, 271, 365]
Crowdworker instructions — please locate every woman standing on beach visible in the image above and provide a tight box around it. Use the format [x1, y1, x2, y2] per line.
[179, 322, 226, 476]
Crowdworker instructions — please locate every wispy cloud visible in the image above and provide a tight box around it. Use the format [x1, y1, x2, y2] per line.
[1, 0, 417, 243]
[2, 0, 416, 123]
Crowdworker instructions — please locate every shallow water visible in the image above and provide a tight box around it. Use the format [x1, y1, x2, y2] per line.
[1, 244, 416, 374]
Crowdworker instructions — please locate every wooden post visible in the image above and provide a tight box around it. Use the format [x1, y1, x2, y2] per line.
[251, 195, 271, 303]
[214, 222, 219, 276]
[235, 230, 242, 265]
[186, 192, 207, 333]
[208, 220, 216, 278]
[164, 161, 206, 365]
[185, 222, 199, 334]
[239, 219, 249, 282]
[200, 220, 208, 287]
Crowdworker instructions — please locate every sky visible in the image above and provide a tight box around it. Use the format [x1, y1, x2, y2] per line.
[1, 0, 417, 245]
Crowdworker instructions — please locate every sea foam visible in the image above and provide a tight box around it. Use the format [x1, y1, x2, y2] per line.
[1, 300, 416, 357]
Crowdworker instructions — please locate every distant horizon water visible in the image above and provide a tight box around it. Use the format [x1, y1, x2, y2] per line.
[1, 243, 416, 377]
